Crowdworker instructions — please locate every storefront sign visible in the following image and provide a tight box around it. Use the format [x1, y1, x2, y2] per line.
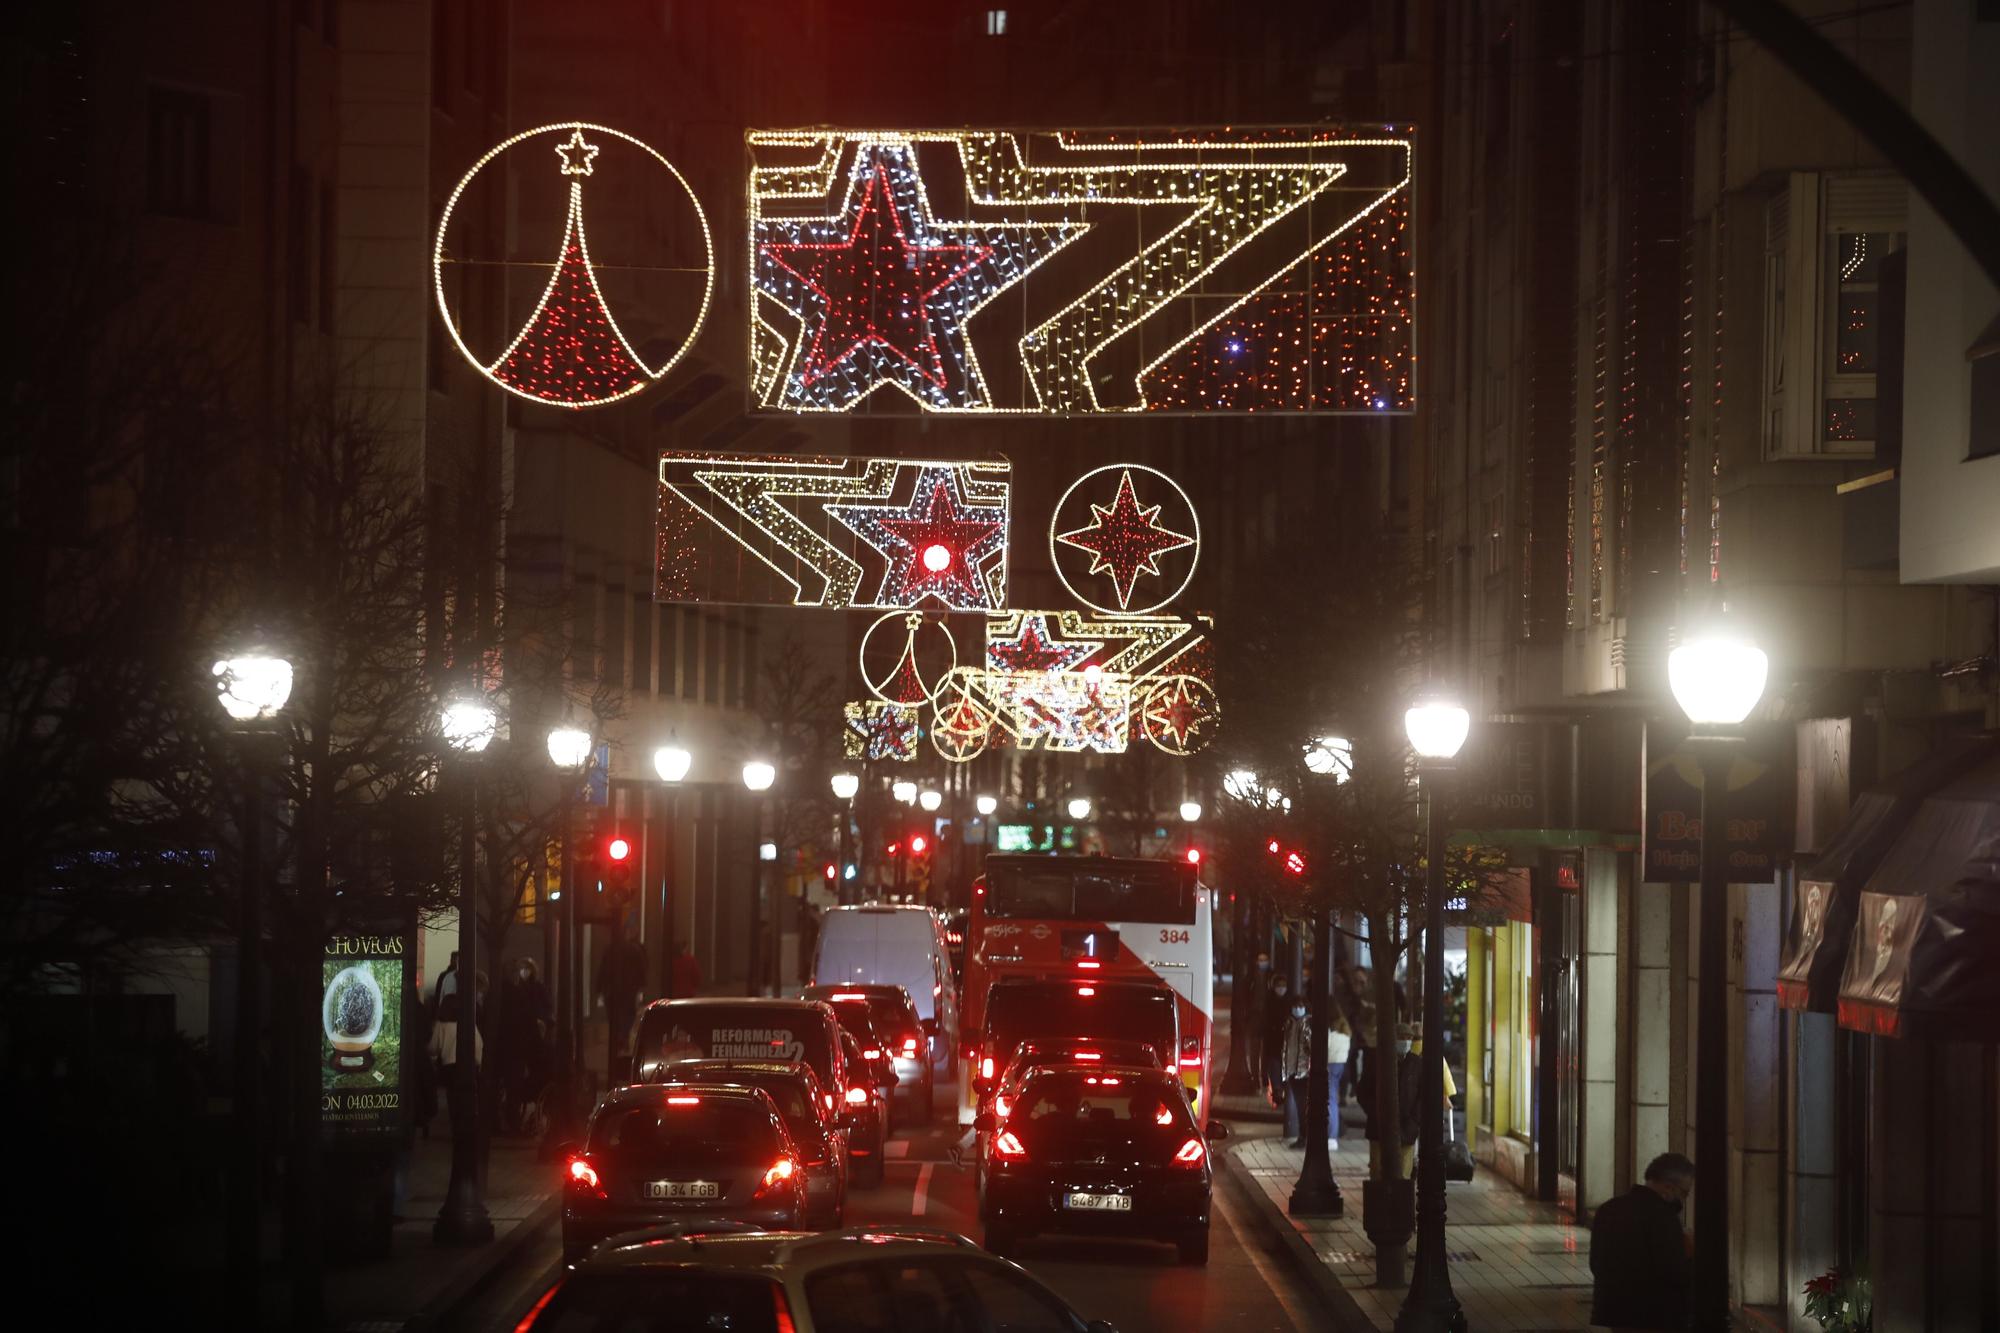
[1643, 722, 1793, 883]
[320, 925, 411, 1141]
[1457, 722, 1545, 829]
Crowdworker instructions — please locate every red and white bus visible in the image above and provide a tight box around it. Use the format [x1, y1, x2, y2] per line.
[961, 854, 1213, 1124]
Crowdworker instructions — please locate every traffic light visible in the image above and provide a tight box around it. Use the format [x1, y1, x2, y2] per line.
[603, 833, 634, 892]
[909, 834, 928, 856]
[823, 862, 837, 882]
[577, 826, 634, 923]
[1185, 846, 1203, 867]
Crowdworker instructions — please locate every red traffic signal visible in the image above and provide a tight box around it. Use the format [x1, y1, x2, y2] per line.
[886, 842, 900, 857]
[910, 834, 928, 855]
[1185, 847, 1203, 866]
[1267, 838, 1281, 854]
[1284, 850, 1307, 876]
[606, 836, 632, 862]
[823, 863, 837, 881]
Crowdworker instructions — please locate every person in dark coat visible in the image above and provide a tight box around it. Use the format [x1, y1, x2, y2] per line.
[1358, 1022, 1421, 1178]
[1589, 1151, 1695, 1331]
[1259, 975, 1292, 1105]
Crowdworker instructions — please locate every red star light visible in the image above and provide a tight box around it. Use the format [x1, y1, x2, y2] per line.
[1056, 469, 1197, 610]
[762, 164, 993, 389]
[987, 613, 1099, 675]
[829, 468, 1007, 610]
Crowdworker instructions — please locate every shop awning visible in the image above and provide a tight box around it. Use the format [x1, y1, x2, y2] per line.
[1837, 745, 2000, 1040]
[1776, 734, 1998, 1012]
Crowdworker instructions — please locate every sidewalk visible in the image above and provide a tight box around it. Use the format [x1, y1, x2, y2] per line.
[1223, 1125, 1594, 1332]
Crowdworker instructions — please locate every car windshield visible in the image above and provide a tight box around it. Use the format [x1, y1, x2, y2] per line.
[635, 1005, 833, 1084]
[1016, 1071, 1192, 1142]
[532, 1271, 779, 1333]
[986, 985, 1177, 1061]
[588, 1098, 779, 1168]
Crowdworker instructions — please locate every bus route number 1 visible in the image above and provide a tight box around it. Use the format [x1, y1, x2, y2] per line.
[1158, 929, 1191, 944]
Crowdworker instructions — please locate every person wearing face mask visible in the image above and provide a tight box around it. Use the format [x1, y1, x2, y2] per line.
[501, 957, 552, 1133]
[1279, 994, 1313, 1145]
[1361, 1022, 1423, 1178]
[1260, 975, 1293, 1109]
[1589, 1152, 1695, 1331]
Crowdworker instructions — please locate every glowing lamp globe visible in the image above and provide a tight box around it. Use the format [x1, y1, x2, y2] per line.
[1304, 735, 1353, 781]
[893, 780, 918, 805]
[830, 772, 860, 801]
[919, 788, 943, 812]
[759, 841, 778, 861]
[547, 725, 592, 771]
[1669, 631, 1769, 726]
[1180, 800, 1202, 823]
[213, 655, 293, 722]
[1067, 797, 1092, 820]
[1404, 701, 1471, 761]
[654, 745, 693, 783]
[742, 760, 776, 792]
[440, 699, 499, 753]
[921, 543, 953, 573]
[976, 794, 998, 816]
[1222, 770, 1259, 802]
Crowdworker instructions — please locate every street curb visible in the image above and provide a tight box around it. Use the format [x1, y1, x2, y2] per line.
[402, 1196, 558, 1333]
[1215, 1144, 1376, 1333]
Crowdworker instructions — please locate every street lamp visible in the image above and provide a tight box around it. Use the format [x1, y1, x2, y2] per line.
[1067, 796, 1091, 821]
[1180, 800, 1202, 823]
[976, 793, 998, 817]
[546, 724, 591, 1143]
[1288, 736, 1351, 1220]
[1397, 701, 1469, 1333]
[653, 744, 693, 784]
[1668, 619, 1768, 1333]
[830, 772, 860, 801]
[653, 743, 692, 995]
[831, 773, 859, 905]
[212, 651, 291, 1307]
[919, 787, 943, 812]
[743, 760, 776, 995]
[893, 779, 917, 805]
[435, 697, 497, 1245]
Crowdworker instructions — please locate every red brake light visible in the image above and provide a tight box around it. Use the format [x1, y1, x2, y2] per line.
[666, 1095, 700, 1105]
[863, 1048, 881, 1060]
[980, 1056, 995, 1080]
[831, 992, 866, 1001]
[824, 1093, 834, 1110]
[1073, 1051, 1101, 1061]
[845, 1085, 869, 1106]
[1155, 1107, 1174, 1125]
[993, 1094, 1011, 1118]
[1180, 1056, 1203, 1067]
[1076, 959, 1101, 970]
[901, 1038, 919, 1057]
[993, 1131, 1027, 1158]
[759, 1157, 797, 1194]
[1077, 986, 1096, 997]
[567, 1157, 602, 1194]
[1173, 1137, 1206, 1165]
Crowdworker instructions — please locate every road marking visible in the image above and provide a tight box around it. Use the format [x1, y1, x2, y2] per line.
[1216, 1173, 1313, 1332]
[912, 1162, 934, 1216]
[885, 1139, 910, 1158]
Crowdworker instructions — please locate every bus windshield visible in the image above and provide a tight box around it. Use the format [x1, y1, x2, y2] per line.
[983, 982, 1178, 1062]
[983, 858, 1195, 924]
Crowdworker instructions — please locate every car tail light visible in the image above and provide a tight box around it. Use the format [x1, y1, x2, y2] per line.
[1154, 1107, 1174, 1126]
[1072, 1050, 1101, 1061]
[566, 1157, 605, 1198]
[824, 1094, 835, 1110]
[902, 1037, 919, 1057]
[771, 1283, 799, 1333]
[758, 1157, 797, 1195]
[832, 991, 866, 1001]
[863, 1048, 881, 1060]
[980, 1055, 995, 1081]
[1179, 1056, 1203, 1067]
[666, 1095, 701, 1105]
[993, 1094, 1011, 1118]
[1077, 986, 1096, 997]
[514, 1280, 564, 1332]
[845, 1085, 869, 1106]
[1172, 1137, 1206, 1166]
[993, 1131, 1027, 1159]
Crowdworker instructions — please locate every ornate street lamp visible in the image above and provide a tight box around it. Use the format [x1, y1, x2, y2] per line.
[546, 724, 592, 1141]
[919, 787, 943, 812]
[743, 760, 776, 993]
[976, 793, 998, 816]
[830, 772, 860, 801]
[1290, 736, 1350, 1220]
[653, 744, 693, 784]
[1066, 796, 1092, 821]
[1668, 617, 1768, 1333]
[892, 779, 917, 805]
[652, 743, 693, 993]
[830, 773, 859, 904]
[435, 697, 497, 1245]
[1397, 701, 1470, 1333]
[1180, 800, 1202, 823]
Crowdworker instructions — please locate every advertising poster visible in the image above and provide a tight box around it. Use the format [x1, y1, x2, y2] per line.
[320, 929, 408, 1140]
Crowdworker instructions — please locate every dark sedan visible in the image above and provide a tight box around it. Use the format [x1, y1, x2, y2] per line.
[561, 1083, 807, 1266]
[977, 1064, 1221, 1265]
[636, 1059, 848, 1228]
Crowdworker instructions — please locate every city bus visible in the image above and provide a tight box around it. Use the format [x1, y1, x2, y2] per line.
[961, 854, 1213, 1125]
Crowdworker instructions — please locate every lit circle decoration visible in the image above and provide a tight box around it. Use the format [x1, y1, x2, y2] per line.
[1049, 464, 1200, 615]
[858, 611, 959, 707]
[434, 123, 715, 409]
[1140, 675, 1219, 756]
[930, 670, 998, 762]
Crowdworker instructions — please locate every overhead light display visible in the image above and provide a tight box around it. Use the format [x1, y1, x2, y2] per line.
[1050, 464, 1199, 614]
[747, 128, 1414, 415]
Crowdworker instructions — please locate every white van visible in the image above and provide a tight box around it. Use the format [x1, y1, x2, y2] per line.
[811, 905, 959, 1085]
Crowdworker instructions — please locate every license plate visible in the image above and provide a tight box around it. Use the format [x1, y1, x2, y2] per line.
[645, 1180, 719, 1200]
[1063, 1191, 1132, 1212]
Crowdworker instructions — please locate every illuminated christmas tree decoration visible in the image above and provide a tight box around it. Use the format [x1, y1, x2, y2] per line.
[436, 123, 713, 409]
[843, 701, 923, 763]
[858, 611, 958, 708]
[747, 129, 1414, 415]
[656, 452, 1010, 609]
[1052, 465, 1199, 613]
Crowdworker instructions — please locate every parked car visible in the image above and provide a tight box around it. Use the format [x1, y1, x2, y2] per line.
[635, 1058, 848, 1228]
[800, 982, 933, 1122]
[836, 1028, 889, 1187]
[521, 1228, 1119, 1332]
[560, 1084, 808, 1266]
[811, 904, 959, 1089]
[629, 997, 850, 1116]
[976, 1063, 1223, 1266]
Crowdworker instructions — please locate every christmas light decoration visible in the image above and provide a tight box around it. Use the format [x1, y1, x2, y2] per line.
[748, 129, 1415, 415]
[857, 611, 958, 707]
[656, 453, 1009, 609]
[435, 123, 714, 409]
[843, 701, 922, 763]
[1050, 464, 1199, 614]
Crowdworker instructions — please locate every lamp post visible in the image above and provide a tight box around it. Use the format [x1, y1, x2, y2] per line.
[435, 698, 498, 1244]
[893, 779, 917, 806]
[976, 793, 998, 816]
[1289, 736, 1349, 1219]
[1066, 796, 1091, 821]
[831, 773, 859, 905]
[919, 787, 942, 812]
[743, 760, 776, 995]
[1397, 701, 1471, 1333]
[212, 652, 292, 1313]
[654, 745, 692, 995]
[1668, 620, 1769, 1333]
[546, 725, 591, 1141]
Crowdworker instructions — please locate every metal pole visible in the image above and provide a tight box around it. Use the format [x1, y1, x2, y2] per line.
[838, 799, 853, 907]
[228, 743, 263, 1327]
[545, 778, 578, 1149]
[746, 796, 763, 996]
[436, 760, 493, 1243]
[1289, 899, 1343, 1215]
[1397, 765, 1463, 1333]
[661, 790, 678, 998]
[1692, 740, 1735, 1331]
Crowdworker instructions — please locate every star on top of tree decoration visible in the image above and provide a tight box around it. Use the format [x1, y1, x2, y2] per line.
[828, 466, 1007, 610]
[555, 129, 600, 177]
[1056, 469, 1197, 610]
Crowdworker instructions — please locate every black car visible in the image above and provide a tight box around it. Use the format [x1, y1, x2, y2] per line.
[800, 982, 933, 1122]
[638, 1059, 849, 1228]
[976, 1064, 1221, 1265]
[836, 1027, 890, 1187]
[561, 1083, 808, 1265]
[629, 998, 851, 1115]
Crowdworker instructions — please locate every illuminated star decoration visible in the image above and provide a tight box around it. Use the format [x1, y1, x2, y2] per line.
[755, 142, 1078, 411]
[555, 128, 600, 176]
[1056, 469, 1197, 610]
[986, 613, 1100, 675]
[1142, 675, 1218, 755]
[828, 467, 1007, 610]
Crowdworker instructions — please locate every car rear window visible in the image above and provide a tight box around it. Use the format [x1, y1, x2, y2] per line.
[533, 1270, 780, 1333]
[588, 1099, 779, 1163]
[985, 985, 1177, 1060]
[635, 1005, 834, 1083]
[1017, 1071, 1192, 1135]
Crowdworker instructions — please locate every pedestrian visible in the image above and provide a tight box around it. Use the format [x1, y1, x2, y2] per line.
[1260, 974, 1292, 1109]
[1589, 1152, 1695, 1331]
[671, 941, 703, 998]
[502, 958, 552, 1130]
[431, 949, 460, 1012]
[597, 916, 646, 1066]
[1325, 1006, 1352, 1148]
[1360, 1022, 1421, 1178]
[1280, 991, 1312, 1146]
[427, 990, 483, 1130]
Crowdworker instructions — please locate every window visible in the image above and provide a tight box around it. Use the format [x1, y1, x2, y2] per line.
[949, 1262, 1075, 1330]
[147, 88, 211, 219]
[985, 8, 1008, 35]
[1971, 348, 2000, 462]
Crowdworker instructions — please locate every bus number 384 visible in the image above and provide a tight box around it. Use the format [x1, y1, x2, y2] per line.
[1159, 929, 1191, 944]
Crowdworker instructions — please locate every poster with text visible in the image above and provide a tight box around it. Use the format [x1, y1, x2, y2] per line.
[320, 930, 408, 1141]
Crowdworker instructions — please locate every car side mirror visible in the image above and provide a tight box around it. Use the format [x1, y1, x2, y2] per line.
[973, 1111, 995, 1133]
[1205, 1121, 1231, 1142]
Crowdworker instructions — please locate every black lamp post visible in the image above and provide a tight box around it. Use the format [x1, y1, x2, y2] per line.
[1290, 736, 1351, 1218]
[654, 745, 692, 994]
[743, 760, 776, 995]
[1397, 699, 1470, 1333]
[545, 725, 592, 1145]
[1667, 618, 1769, 1331]
[435, 698, 498, 1244]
